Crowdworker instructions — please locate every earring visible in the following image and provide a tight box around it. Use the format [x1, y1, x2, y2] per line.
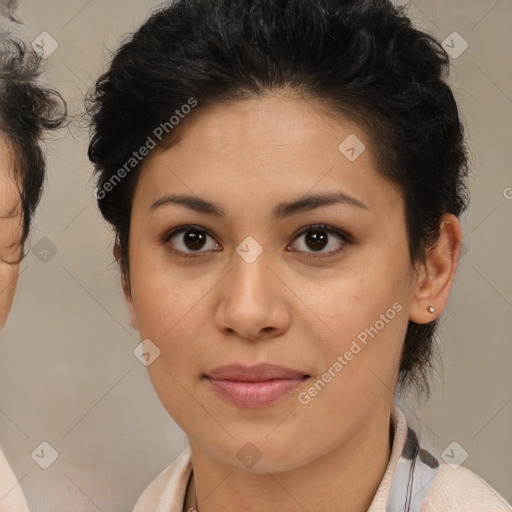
[427, 306, 435, 313]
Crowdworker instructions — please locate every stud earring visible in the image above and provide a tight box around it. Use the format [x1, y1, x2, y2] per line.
[427, 306, 435, 313]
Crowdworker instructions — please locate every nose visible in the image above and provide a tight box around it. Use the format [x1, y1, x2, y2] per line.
[214, 245, 291, 342]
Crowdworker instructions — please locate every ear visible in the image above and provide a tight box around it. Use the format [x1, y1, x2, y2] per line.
[113, 241, 139, 331]
[409, 213, 463, 324]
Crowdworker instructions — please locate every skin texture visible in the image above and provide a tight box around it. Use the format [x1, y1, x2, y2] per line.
[118, 95, 462, 512]
[0, 136, 23, 333]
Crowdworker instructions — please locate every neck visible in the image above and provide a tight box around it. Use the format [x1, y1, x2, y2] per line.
[185, 402, 393, 512]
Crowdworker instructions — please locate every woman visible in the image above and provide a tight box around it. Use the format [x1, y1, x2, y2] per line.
[87, 0, 512, 510]
[0, 35, 65, 511]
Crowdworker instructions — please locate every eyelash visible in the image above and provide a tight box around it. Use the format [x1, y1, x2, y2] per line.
[160, 223, 353, 259]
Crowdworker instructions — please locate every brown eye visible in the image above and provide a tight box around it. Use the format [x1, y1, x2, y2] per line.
[180, 229, 207, 251]
[162, 225, 220, 257]
[304, 230, 329, 251]
[289, 224, 352, 257]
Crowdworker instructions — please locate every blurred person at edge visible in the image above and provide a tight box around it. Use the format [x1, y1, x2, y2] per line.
[0, 8, 66, 511]
[88, 0, 512, 511]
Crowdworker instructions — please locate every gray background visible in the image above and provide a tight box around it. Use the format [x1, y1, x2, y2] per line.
[0, 0, 510, 510]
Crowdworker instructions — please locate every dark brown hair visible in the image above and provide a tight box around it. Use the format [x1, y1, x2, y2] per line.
[0, 36, 66, 254]
[87, 0, 470, 396]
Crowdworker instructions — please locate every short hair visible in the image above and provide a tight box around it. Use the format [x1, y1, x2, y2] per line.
[0, 35, 66, 253]
[87, 0, 470, 397]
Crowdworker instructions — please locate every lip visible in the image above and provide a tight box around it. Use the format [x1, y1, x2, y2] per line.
[205, 363, 310, 408]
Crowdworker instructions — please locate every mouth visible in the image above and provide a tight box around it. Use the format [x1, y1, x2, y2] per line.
[204, 363, 310, 408]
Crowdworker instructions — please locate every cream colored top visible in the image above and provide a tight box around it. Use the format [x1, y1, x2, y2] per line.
[0, 447, 29, 512]
[133, 405, 512, 511]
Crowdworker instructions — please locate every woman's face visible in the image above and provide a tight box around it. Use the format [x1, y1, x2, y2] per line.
[122, 95, 424, 472]
[0, 137, 23, 332]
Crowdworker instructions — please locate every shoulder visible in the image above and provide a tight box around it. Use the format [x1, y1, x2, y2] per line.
[423, 464, 512, 511]
[0, 447, 30, 512]
[133, 447, 192, 512]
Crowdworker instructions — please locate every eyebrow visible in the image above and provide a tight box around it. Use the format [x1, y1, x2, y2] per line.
[149, 191, 369, 219]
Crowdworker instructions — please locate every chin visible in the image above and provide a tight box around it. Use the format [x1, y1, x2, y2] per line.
[197, 432, 319, 475]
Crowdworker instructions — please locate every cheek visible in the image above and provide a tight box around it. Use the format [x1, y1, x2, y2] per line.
[129, 250, 212, 364]
[309, 255, 410, 384]
[301, 291, 405, 429]
[129, 239, 177, 329]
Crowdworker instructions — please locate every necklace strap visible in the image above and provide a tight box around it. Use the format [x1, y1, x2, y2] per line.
[386, 426, 440, 512]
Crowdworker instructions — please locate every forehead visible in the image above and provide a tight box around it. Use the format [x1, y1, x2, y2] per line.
[159, 95, 366, 156]
[135, 95, 402, 216]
